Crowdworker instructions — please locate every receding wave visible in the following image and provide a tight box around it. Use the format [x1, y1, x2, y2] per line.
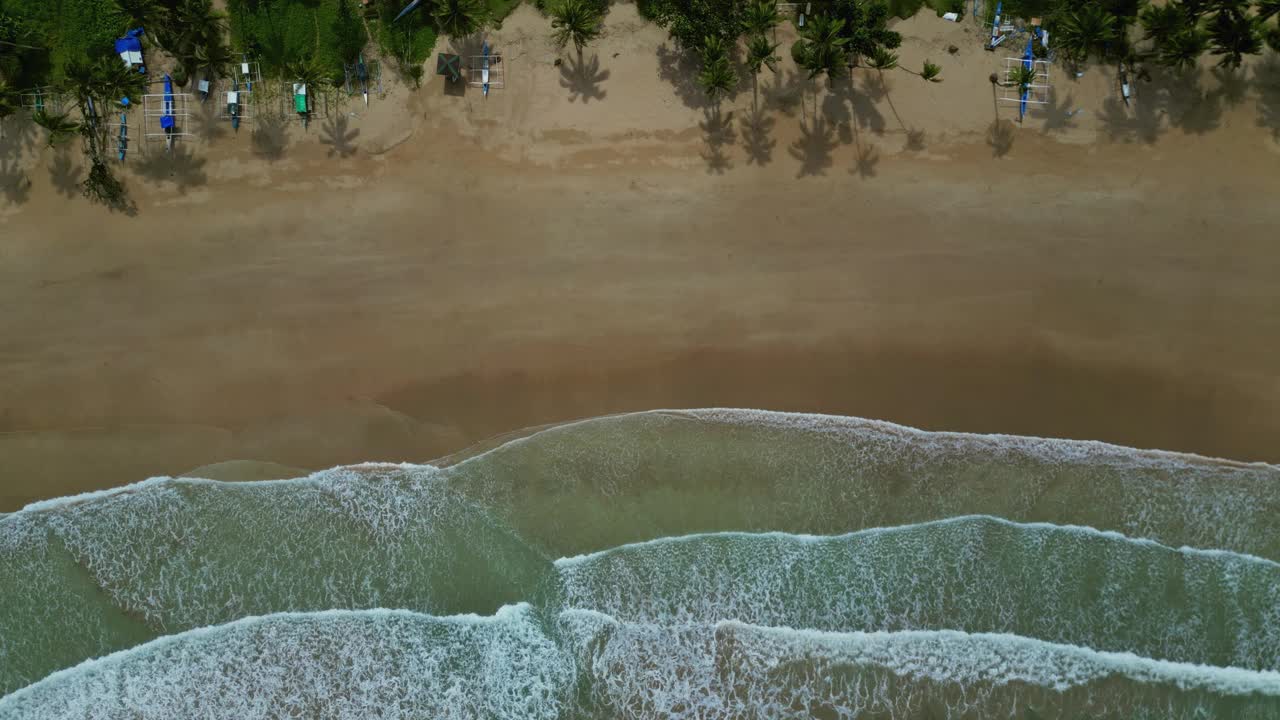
[439, 409, 1280, 558]
[0, 605, 572, 720]
[555, 516, 1280, 670]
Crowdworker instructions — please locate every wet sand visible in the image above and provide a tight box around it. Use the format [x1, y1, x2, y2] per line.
[2, 8, 1279, 510]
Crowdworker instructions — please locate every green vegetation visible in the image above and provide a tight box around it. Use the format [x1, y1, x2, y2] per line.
[550, 0, 604, 61]
[639, 0, 743, 49]
[697, 33, 736, 104]
[434, 0, 487, 38]
[1048, 0, 1279, 72]
[0, 0, 125, 85]
[885, 0, 967, 19]
[367, 0, 437, 87]
[225, 0, 367, 81]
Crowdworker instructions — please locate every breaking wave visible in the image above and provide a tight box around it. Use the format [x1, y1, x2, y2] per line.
[2, 409, 1278, 716]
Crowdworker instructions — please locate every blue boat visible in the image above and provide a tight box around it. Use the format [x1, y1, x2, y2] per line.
[117, 113, 128, 162]
[161, 74, 176, 151]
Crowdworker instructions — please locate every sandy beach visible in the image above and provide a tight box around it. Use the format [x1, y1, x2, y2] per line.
[2, 7, 1279, 510]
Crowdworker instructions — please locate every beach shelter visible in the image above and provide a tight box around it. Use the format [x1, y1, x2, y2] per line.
[226, 89, 240, 129]
[115, 31, 145, 73]
[293, 83, 309, 114]
[437, 53, 462, 82]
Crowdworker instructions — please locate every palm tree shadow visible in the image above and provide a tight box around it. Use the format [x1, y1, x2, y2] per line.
[0, 116, 39, 161]
[131, 144, 209, 194]
[657, 43, 708, 110]
[903, 127, 926, 151]
[320, 115, 360, 158]
[699, 108, 736, 174]
[253, 112, 289, 162]
[559, 54, 610, 103]
[1038, 90, 1077, 135]
[1255, 55, 1280, 140]
[0, 158, 32, 205]
[193, 97, 230, 142]
[1098, 93, 1161, 144]
[739, 104, 776, 165]
[861, 71, 925, 151]
[987, 119, 1015, 157]
[49, 150, 83, 199]
[788, 114, 837, 177]
[1209, 66, 1249, 109]
[848, 114, 878, 179]
[765, 69, 805, 117]
[853, 142, 879, 178]
[850, 73, 887, 134]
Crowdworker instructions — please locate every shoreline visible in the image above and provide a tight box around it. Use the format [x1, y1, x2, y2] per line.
[2, 7, 1280, 510]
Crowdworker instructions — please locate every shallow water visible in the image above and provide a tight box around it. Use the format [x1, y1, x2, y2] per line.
[2, 409, 1278, 717]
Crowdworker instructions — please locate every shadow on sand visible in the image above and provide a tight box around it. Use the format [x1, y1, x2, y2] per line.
[253, 111, 289, 162]
[131, 142, 209, 194]
[657, 43, 712, 110]
[699, 107, 736, 174]
[48, 148, 83, 199]
[789, 113, 838, 177]
[559, 53, 610, 103]
[739, 104, 777, 166]
[320, 114, 360, 158]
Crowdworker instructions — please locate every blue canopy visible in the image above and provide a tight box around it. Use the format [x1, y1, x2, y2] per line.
[114, 36, 142, 55]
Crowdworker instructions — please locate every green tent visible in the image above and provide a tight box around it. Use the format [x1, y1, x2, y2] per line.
[437, 53, 462, 83]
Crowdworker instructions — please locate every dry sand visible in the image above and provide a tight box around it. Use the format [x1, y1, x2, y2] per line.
[2, 6, 1279, 509]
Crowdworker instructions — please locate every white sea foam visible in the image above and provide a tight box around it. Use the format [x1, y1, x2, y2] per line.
[555, 518, 1280, 671]
[683, 408, 1280, 471]
[554, 514, 1280, 569]
[559, 610, 1280, 720]
[0, 604, 572, 720]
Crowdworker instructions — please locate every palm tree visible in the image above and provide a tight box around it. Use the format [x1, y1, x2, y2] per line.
[161, 0, 227, 56]
[550, 0, 604, 65]
[911, 60, 942, 82]
[868, 45, 898, 73]
[1140, 3, 1187, 45]
[31, 109, 81, 146]
[434, 0, 487, 39]
[793, 15, 848, 86]
[1158, 26, 1209, 71]
[288, 58, 328, 92]
[91, 55, 149, 105]
[194, 35, 235, 83]
[702, 34, 730, 65]
[1053, 3, 1119, 64]
[114, 0, 165, 45]
[745, 33, 779, 107]
[1208, 8, 1262, 68]
[698, 36, 736, 111]
[1258, 0, 1280, 21]
[741, 0, 779, 38]
[1005, 64, 1037, 94]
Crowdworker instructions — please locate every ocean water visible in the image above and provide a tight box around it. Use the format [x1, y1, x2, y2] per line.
[1, 409, 1278, 718]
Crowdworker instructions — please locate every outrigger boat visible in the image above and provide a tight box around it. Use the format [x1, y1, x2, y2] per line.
[117, 112, 128, 161]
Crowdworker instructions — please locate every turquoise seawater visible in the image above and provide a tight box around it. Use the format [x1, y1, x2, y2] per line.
[1, 409, 1278, 718]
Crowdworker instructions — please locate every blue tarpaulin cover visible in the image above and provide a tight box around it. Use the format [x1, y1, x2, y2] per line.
[114, 36, 142, 55]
